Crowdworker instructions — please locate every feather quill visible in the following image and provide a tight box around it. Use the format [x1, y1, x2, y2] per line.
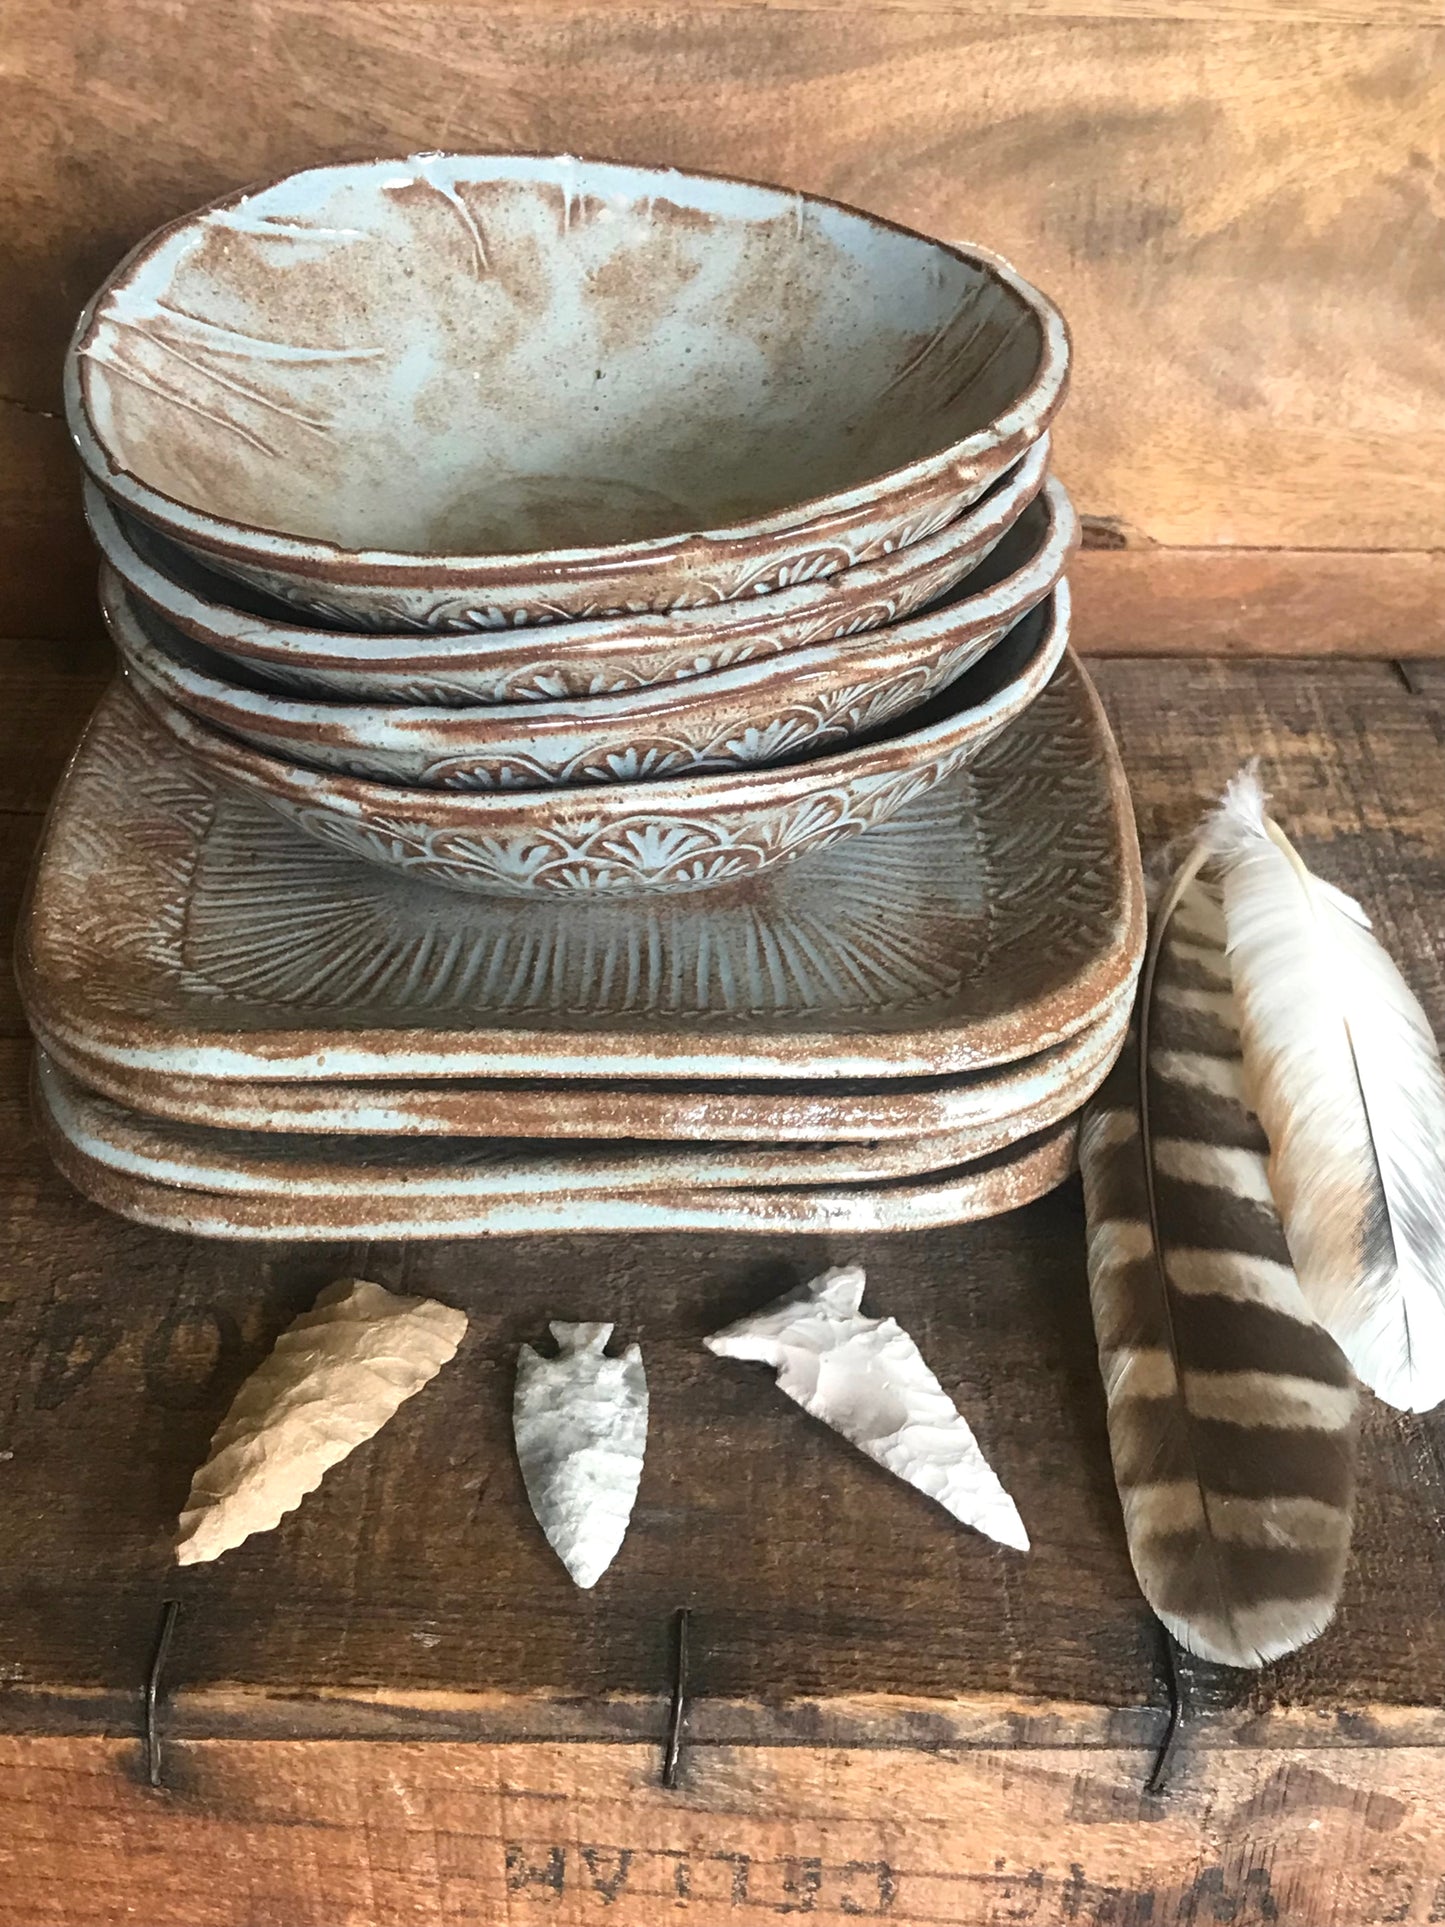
[1209, 770, 1445, 1412]
[1079, 862, 1358, 1667]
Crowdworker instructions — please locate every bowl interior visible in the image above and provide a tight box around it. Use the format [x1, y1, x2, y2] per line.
[78, 156, 1046, 556]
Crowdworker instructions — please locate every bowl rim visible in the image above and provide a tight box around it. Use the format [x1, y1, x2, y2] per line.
[124, 580, 1071, 826]
[103, 480, 1077, 752]
[67, 151, 1071, 580]
[84, 434, 1054, 671]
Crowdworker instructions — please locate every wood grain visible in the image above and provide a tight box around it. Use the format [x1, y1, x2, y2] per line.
[1074, 547, 1445, 655]
[269, 2, 1445, 19]
[4, 1738, 1445, 1927]
[560, 1, 1445, 17]
[1, 658, 1444, 1744]
[0, 650, 108, 813]
[3, 3, 1444, 644]
[4, 655, 1445, 1918]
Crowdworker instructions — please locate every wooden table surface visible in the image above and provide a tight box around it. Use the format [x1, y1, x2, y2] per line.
[3, 642, 1445, 1925]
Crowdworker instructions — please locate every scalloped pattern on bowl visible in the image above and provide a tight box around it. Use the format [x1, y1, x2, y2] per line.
[21, 624, 1141, 1085]
[124, 585, 1071, 898]
[85, 437, 1051, 702]
[105, 483, 1076, 790]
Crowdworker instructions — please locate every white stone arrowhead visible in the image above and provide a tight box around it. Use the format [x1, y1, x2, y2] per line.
[705, 1265, 1028, 1551]
[513, 1322, 648, 1589]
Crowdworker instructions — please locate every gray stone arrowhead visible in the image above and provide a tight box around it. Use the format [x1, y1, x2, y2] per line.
[514, 1322, 648, 1588]
[706, 1265, 1027, 1551]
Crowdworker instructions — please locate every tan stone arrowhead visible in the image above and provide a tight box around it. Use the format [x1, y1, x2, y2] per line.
[176, 1278, 467, 1564]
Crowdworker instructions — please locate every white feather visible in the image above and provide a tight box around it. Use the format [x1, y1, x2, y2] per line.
[1208, 769, 1445, 1411]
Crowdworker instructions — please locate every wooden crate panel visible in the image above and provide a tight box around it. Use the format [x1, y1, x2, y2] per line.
[3, 1738, 1444, 1927]
[2, 6, 1443, 642]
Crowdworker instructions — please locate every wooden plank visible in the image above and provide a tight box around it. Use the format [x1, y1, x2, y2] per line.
[1392, 660, 1445, 701]
[299, 1, 1445, 20]
[3, 1060, 1444, 1744]
[1073, 547, 1445, 656]
[2, 651, 1444, 1927]
[0, 413, 95, 645]
[532, 0, 1445, 17]
[2, 1737, 1445, 1927]
[5, 656, 1445, 1922]
[0, 821, 45, 1037]
[0, 652, 107, 1037]
[0, 1078, 1170, 1734]
[2, 659, 1445, 1754]
[0, 641, 109, 812]
[1, 4, 1443, 649]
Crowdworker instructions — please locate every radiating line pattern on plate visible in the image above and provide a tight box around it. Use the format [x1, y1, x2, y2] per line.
[30, 660, 1129, 1035]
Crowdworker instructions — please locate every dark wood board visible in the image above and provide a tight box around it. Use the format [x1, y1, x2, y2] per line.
[4, 654, 1445, 1923]
[0, 655, 1443, 1747]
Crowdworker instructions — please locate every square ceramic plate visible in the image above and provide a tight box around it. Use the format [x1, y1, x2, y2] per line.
[35, 1040, 1105, 1194]
[32, 986, 1129, 1142]
[20, 654, 1142, 1083]
[36, 1057, 1079, 1240]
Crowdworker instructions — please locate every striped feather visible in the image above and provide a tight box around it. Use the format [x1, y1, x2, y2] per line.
[1079, 869, 1358, 1668]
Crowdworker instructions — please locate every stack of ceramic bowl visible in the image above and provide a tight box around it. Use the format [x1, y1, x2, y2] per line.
[23, 155, 1144, 1237]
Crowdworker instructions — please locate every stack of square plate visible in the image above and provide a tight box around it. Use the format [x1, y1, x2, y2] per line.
[22, 650, 1143, 1238]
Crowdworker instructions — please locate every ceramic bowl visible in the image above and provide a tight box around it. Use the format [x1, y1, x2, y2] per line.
[125, 583, 1071, 899]
[85, 437, 1051, 705]
[106, 483, 1076, 791]
[67, 154, 1068, 630]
